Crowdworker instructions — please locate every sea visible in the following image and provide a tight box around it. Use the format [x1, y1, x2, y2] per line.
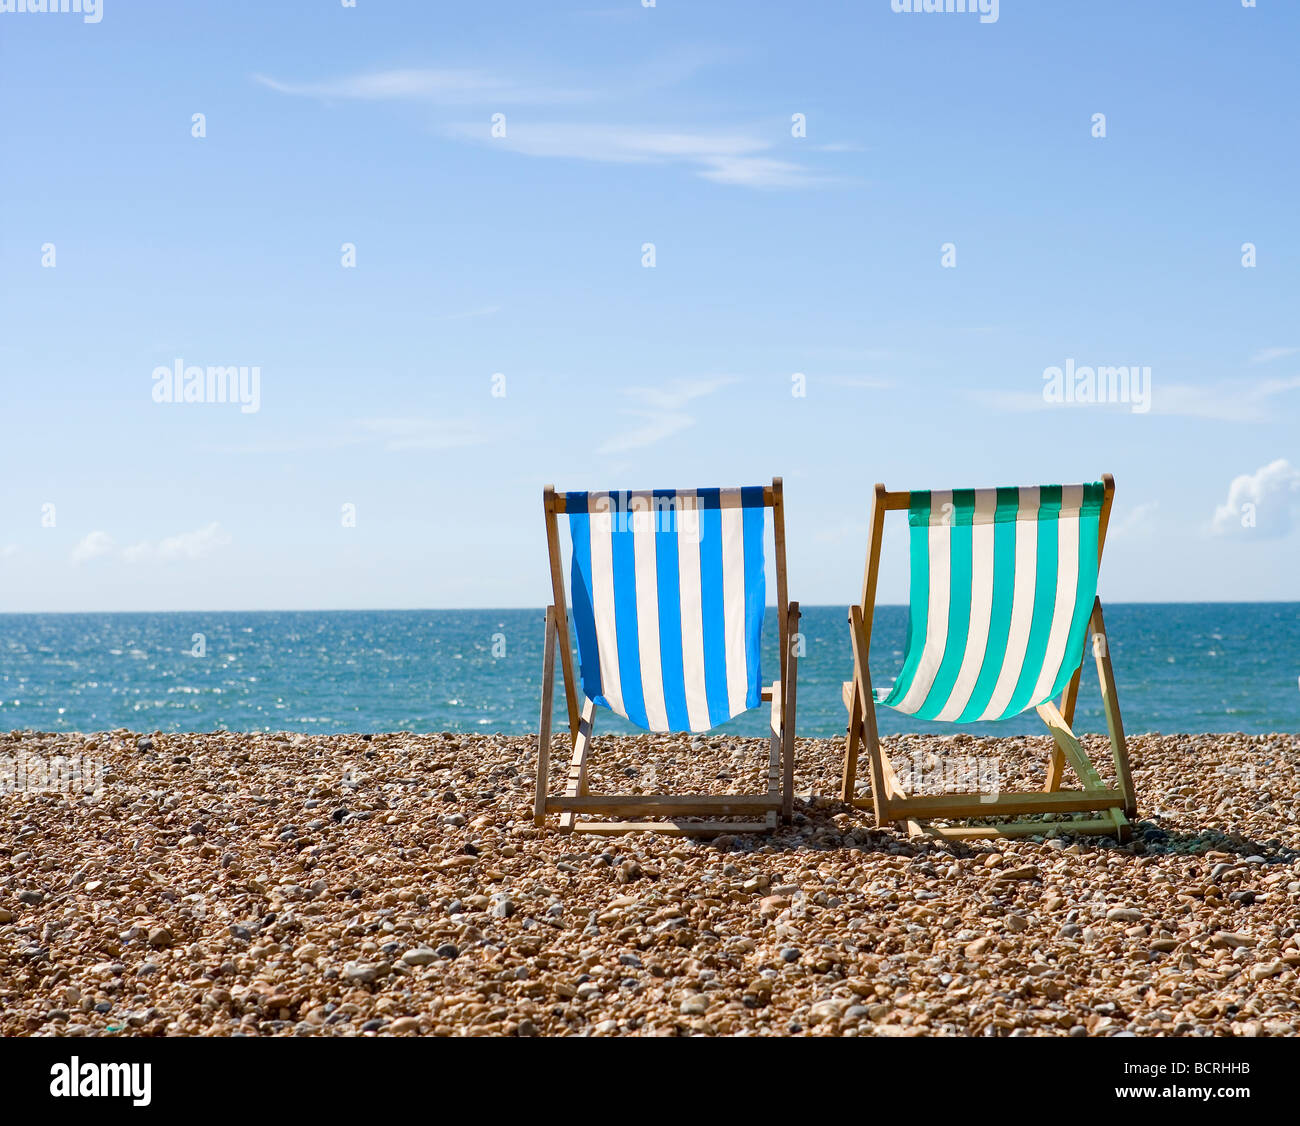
[0, 605, 1296, 738]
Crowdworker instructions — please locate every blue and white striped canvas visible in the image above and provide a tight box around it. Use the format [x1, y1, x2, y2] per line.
[565, 488, 767, 733]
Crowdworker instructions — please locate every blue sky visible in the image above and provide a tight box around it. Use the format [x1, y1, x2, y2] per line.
[2, 0, 1297, 612]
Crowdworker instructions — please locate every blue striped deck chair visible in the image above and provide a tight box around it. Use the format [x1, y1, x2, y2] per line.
[536, 479, 801, 836]
[840, 475, 1136, 842]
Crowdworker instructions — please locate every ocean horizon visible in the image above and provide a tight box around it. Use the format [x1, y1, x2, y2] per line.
[2, 603, 1296, 738]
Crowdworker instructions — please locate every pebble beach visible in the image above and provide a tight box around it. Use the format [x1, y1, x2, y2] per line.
[2, 728, 1298, 1038]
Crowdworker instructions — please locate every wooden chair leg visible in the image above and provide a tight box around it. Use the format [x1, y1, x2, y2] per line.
[842, 696, 862, 802]
[1091, 599, 1136, 818]
[781, 603, 800, 823]
[1043, 747, 1066, 792]
[535, 607, 558, 828]
[849, 604, 892, 829]
[560, 699, 596, 833]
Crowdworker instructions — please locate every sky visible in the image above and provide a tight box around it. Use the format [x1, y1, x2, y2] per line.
[1, 0, 1298, 612]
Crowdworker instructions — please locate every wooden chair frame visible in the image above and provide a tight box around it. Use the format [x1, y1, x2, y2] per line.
[535, 478, 800, 836]
[840, 474, 1137, 842]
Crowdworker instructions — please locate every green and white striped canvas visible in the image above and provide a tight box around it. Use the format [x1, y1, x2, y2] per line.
[878, 483, 1105, 722]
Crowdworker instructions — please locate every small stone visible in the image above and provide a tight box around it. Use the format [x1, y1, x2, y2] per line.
[992, 866, 1040, 882]
[1106, 908, 1142, 923]
[435, 944, 460, 960]
[18, 890, 43, 906]
[808, 999, 844, 1025]
[402, 948, 437, 967]
[679, 994, 709, 1015]
[0, 908, 12, 924]
[388, 1017, 421, 1034]
[147, 927, 174, 948]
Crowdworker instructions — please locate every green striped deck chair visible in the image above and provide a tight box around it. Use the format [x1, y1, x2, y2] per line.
[536, 479, 801, 837]
[840, 475, 1136, 841]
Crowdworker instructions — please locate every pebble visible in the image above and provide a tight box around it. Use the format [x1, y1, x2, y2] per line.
[1, 727, 1295, 1039]
[401, 948, 437, 967]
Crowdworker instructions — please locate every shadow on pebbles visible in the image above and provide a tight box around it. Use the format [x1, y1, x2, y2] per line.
[1, 728, 1298, 1037]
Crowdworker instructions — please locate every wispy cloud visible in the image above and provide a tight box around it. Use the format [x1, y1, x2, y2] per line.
[122, 523, 232, 563]
[358, 418, 485, 452]
[969, 375, 1300, 422]
[1, 544, 20, 559]
[73, 525, 233, 565]
[1250, 346, 1299, 364]
[254, 49, 732, 108]
[253, 68, 590, 106]
[257, 58, 833, 189]
[1211, 459, 1300, 538]
[596, 378, 741, 454]
[447, 121, 827, 188]
[1156, 377, 1300, 422]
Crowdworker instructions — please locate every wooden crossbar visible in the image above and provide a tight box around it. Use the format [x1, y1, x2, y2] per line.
[552, 487, 777, 514]
[571, 820, 774, 837]
[550, 794, 782, 816]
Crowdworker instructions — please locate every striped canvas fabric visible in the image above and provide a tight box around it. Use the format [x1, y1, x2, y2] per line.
[879, 483, 1104, 723]
[565, 488, 766, 733]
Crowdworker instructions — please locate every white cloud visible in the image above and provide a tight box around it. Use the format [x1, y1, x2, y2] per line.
[253, 68, 589, 106]
[71, 531, 115, 565]
[256, 54, 838, 190]
[1156, 377, 1300, 422]
[123, 523, 232, 563]
[1250, 346, 1299, 364]
[1109, 501, 1159, 538]
[596, 411, 698, 455]
[358, 418, 485, 452]
[970, 375, 1300, 421]
[620, 377, 741, 412]
[596, 378, 741, 454]
[1211, 459, 1300, 538]
[253, 49, 729, 108]
[0, 544, 18, 559]
[446, 121, 826, 189]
